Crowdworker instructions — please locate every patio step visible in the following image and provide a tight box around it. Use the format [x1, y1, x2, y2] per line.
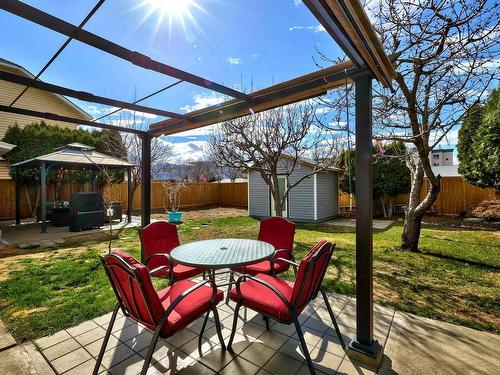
[0, 320, 16, 352]
[0, 343, 55, 375]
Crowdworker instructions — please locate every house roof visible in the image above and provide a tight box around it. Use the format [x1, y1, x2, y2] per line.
[0, 58, 93, 121]
[0, 140, 16, 157]
[11, 143, 133, 169]
[244, 153, 343, 173]
[427, 165, 460, 177]
[431, 148, 454, 153]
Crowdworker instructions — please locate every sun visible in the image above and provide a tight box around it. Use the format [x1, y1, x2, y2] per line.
[134, 0, 206, 42]
[145, 0, 196, 20]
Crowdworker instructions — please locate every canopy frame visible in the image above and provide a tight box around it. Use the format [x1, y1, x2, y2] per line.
[0, 0, 398, 367]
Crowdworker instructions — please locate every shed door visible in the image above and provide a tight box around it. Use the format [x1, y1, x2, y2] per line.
[271, 175, 288, 218]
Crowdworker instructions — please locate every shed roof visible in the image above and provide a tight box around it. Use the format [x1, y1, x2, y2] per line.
[244, 153, 343, 173]
[11, 143, 133, 168]
[0, 140, 16, 157]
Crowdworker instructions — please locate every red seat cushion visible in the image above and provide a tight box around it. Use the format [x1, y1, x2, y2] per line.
[150, 263, 203, 280]
[232, 260, 288, 276]
[229, 273, 295, 322]
[157, 279, 224, 336]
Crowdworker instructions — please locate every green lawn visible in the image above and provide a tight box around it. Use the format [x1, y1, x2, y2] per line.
[0, 216, 498, 342]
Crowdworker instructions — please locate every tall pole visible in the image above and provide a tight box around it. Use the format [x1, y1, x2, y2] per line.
[347, 73, 383, 367]
[40, 162, 47, 233]
[141, 133, 151, 228]
[15, 167, 21, 225]
[127, 167, 132, 223]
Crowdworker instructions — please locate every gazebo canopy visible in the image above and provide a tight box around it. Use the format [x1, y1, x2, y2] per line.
[11, 143, 134, 169]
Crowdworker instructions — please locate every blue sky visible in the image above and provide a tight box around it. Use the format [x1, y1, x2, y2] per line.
[0, 0, 347, 162]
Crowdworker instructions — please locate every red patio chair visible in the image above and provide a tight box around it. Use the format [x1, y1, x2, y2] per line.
[226, 216, 296, 303]
[94, 251, 225, 375]
[139, 221, 203, 283]
[227, 240, 346, 375]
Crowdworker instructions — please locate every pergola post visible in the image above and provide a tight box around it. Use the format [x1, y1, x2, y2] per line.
[141, 133, 151, 231]
[127, 167, 132, 223]
[15, 167, 21, 225]
[346, 73, 383, 367]
[40, 161, 47, 233]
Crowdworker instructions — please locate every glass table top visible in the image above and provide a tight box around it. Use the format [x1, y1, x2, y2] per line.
[170, 238, 275, 269]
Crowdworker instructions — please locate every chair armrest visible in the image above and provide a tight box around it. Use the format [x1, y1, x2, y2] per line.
[149, 265, 170, 277]
[275, 258, 298, 268]
[233, 274, 294, 312]
[144, 253, 172, 268]
[270, 249, 295, 275]
[158, 279, 218, 326]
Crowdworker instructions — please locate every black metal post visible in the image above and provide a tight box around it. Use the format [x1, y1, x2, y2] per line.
[346, 74, 383, 367]
[141, 133, 151, 232]
[40, 162, 47, 233]
[127, 167, 132, 223]
[15, 167, 20, 225]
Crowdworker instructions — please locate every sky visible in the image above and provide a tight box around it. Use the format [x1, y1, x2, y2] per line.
[0, 0, 470, 164]
[0, 0, 347, 163]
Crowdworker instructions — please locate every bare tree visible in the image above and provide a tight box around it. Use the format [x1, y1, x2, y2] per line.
[207, 103, 339, 216]
[206, 151, 244, 182]
[102, 111, 173, 210]
[318, 0, 499, 251]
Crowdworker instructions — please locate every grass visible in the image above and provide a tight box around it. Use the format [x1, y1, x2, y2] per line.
[0, 215, 498, 342]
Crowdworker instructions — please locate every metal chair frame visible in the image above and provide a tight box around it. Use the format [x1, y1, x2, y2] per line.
[227, 242, 346, 375]
[94, 253, 225, 375]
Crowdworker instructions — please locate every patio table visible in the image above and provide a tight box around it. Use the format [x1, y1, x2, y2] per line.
[170, 238, 274, 285]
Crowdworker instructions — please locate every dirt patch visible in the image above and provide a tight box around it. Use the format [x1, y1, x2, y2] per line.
[152, 206, 247, 221]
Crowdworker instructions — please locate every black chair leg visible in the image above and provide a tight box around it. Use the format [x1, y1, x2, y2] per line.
[320, 288, 346, 350]
[263, 316, 270, 331]
[292, 315, 316, 375]
[198, 311, 210, 351]
[225, 271, 235, 304]
[140, 325, 162, 375]
[93, 304, 119, 375]
[227, 301, 242, 349]
[212, 307, 226, 350]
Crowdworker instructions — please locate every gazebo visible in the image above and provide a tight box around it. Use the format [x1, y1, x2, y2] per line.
[0, 0, 397, 367]
[11, 143, 134, 233]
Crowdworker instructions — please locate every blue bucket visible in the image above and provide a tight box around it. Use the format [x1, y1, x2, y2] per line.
[168, 211, 183, 223]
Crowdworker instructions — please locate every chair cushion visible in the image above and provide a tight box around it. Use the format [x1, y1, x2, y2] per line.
[229, 273, 295, 322]
[157, 279, 224, 337]
[149, 262, 202, 281]
[232, 260, 288, 276]
[173, 264, 203, 280]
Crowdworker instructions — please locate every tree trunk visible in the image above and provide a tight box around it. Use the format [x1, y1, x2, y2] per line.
[401, 156, 440, 251]
[380, 196, 387, 218]
[401, 207, 423, 251]
[388, 196, 394, 218]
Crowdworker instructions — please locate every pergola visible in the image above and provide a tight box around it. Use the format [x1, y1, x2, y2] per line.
[11, 143, 135, 233]
[0, 0, 396, 367]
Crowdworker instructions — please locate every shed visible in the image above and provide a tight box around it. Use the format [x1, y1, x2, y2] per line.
[246, 156, 342, 222]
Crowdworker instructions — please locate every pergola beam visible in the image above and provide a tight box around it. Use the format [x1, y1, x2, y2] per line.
[0, 0, 250, 101]
[149, 60, 359, 136]
[0, 104, 145, 135]
[303, 0, 396, 87]
[0, 70, 184, 119]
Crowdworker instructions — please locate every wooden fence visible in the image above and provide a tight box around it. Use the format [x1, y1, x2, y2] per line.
[340, 176, 498, 216]
[0, 180, 248, 220]
[0, 176, 496, 220]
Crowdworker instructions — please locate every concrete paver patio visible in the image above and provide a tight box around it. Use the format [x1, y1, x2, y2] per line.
[23, 276, 499, 375]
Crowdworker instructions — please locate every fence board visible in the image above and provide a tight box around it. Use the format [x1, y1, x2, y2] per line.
[0, 180, 249, 220]
[339, 177, 497, 216]
[1, 177, 496, 220]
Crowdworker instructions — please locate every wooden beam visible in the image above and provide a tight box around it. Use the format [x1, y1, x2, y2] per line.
[0, 105, 145, 135]
[0, 0, 250, 101]
[0, 70, 184, 119]
[149, 60, 357, 136]
[303, 0, 396, 87]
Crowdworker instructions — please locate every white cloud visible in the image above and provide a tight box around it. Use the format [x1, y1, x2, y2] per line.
[289, 24, 326, 33]
[227, 56, 242, 65]
[181, 93, 226, 113]
[163, 140, 208, 163]
[251, 53, 260, 59]
[168, 124, 217, 138]
[293, 0, 302, 6]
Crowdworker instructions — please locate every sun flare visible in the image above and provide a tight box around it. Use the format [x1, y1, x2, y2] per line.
[146, 0, 196, 20]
